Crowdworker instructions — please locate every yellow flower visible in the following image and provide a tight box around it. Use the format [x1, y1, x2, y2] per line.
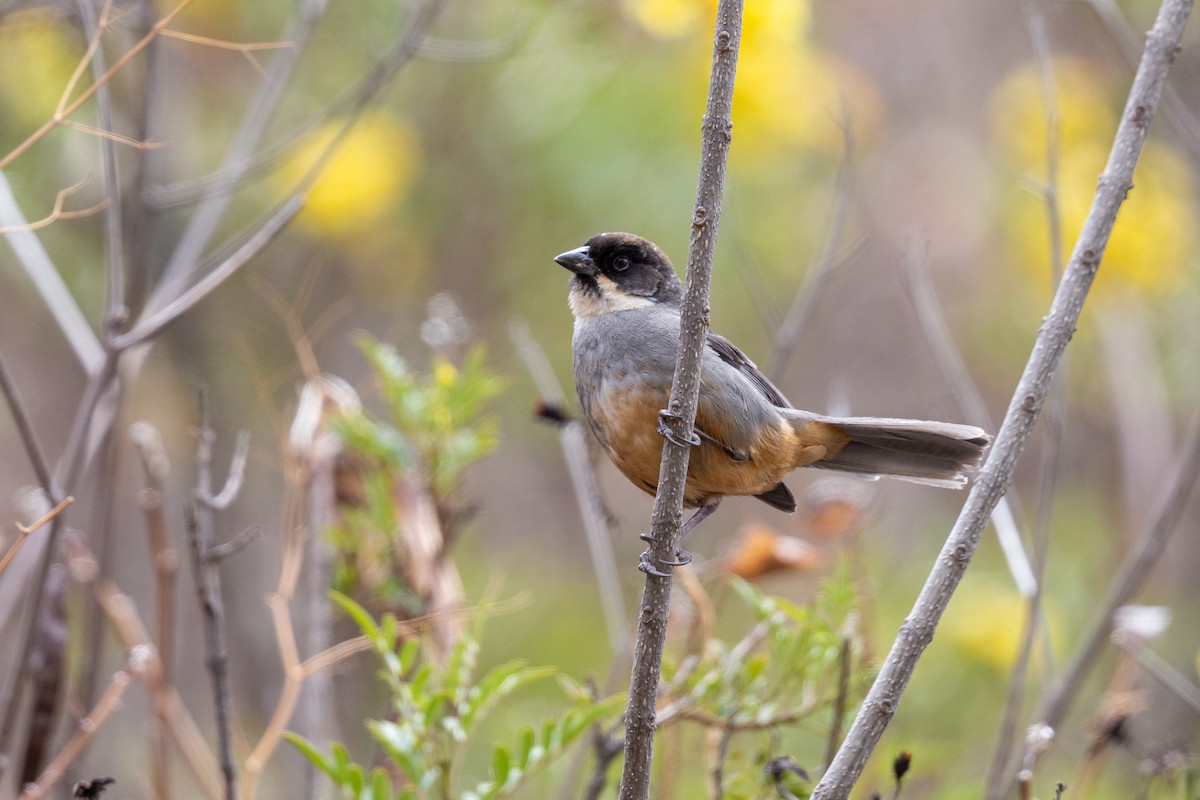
[940, 579, 1028, 668]
[621, 0, 705, 39]
[433, 360, 458, 389]
[990, 58, 1117, 171]
[992, 58, 1197, 297]
[0, 10, 80, 134]
[280, 114, 421, 239]
[734, 45, 880, 159]
[621, 0, 879, 157]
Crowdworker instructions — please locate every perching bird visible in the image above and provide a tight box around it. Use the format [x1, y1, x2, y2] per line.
[554, 232, 990, 575]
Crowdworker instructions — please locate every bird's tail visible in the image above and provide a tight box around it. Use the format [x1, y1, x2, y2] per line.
[786, 413, 991, 488]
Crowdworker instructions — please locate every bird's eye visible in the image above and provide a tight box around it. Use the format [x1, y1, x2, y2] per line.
[613, 256, 631, 272]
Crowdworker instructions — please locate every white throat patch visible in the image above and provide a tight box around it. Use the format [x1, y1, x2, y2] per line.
[569, 275, 655, 319]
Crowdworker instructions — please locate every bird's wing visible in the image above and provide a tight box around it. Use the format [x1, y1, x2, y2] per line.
[705, 331, 793, 409]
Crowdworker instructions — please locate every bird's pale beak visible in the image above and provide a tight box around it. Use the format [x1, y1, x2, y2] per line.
[554, 245, 596, 276]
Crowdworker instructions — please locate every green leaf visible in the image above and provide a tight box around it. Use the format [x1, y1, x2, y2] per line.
[398, 636, 421, 675]
[330, 591, 382, 645]
[369, 767, 392, 800]
[368, 719, 424, 785]
[282, 732, 340, 782]
[492, 745, 511, 787]
[517, 725, 536, 768]
[462, 662, 555, 728]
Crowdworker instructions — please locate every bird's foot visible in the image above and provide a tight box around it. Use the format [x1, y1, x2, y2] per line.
[657, 410, 701, 448]
[637, 533, 693, 576]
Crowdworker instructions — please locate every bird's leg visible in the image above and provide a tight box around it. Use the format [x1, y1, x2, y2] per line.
[637, 500, 720, 576]
[656, 409, 702, 448]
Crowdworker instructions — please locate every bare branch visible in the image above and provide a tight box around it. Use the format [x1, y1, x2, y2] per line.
[619, 4, 744, 797]
[812, 0, 1195, 795]
[198, 430, 252, 510]
[188, 396, 243, 800]
[984, 5, 1068, 796]
[509, 318, 628, 653]
[0, 0, 195, 172]
[129, 421, 178, 800]
[0, 173, 104, 374]
[114, 195, 305, 350]
[769, 114, 854, 379]
[1018, 410, 1200, 772]
[93, 578, 223, 798]
[900, 237, 1035, 599]
[0, 354, 60, 498]
[0, 498, 74, 578]
[145, 0, 443, 212]
[0, 176, 109, 235]
[207, 526, 261, 562]
[1114, 632, 1200, 712]
[17, 671, 132, 800]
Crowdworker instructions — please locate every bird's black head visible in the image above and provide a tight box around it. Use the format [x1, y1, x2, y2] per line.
[554, 233, 683, 317]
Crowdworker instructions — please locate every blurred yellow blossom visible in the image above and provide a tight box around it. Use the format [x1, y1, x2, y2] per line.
[280, 113, 421, 240]
[740, 0, 879, 156]
[0, 10, 80, 134]
[621, 0, 705, 39]
[991, 59, 1117, 170]
[991, 59, 1197, 297]
[940, 579, 1028, 668]
[621, 0, 879, 157]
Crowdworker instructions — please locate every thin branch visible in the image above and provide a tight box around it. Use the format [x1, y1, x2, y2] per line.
[130, 421, 178, 800]
[0, 354, 60, 498]
[584, 724, 624, 800]
[710, 723, 735, 800]
[812, 0, 1194, 795]
[198, 430, 251, 510]
[142, 0, 331, 315]
[113, 195, 306, 349]
[93, 578, 223, 799]
[769, 113, 854, 379]
[188, 396, 247, 800]
[509, 318, 628, 653]
[1015, 409, 1200, 778]
[985, 5, 1067, 796]
[619, 5, 743, 796]
[125, 0, 166, 316]
[1113, 633, 1200, 712]
[144, 0, 446, 212]
[17, 671, 132, 800]
[77, 0, 126, 336]
[0, 498, 74, 578]
[1084, 0, 1200, 158]
[0, 0, 195, 171]
[823, 637, 852, 770]
[0, 172, 104, 374]
[207, 526, 261, 561]
[0, 177, 109, 235]
[899, 237, 1035, 598]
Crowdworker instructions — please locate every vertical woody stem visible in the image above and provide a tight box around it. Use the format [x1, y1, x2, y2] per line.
[617, 3, 743, 798]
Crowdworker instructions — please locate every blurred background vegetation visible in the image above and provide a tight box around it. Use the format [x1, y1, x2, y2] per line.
[1, 0, 1199, 797]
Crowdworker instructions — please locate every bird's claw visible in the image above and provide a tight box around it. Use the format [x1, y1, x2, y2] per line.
[637, 538, 693, 577]
[657, 410, 701, 448]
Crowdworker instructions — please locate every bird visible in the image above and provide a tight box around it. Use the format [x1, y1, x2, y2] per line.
[554, 232, 991, 575]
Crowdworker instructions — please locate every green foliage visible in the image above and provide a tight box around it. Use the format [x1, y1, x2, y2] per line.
[655, 571, 864, 800]
[286, 593, 622, 800]
[661, 572, 861, 731]
[328, 335, 502, 606]
[346, 335, 503, 496]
